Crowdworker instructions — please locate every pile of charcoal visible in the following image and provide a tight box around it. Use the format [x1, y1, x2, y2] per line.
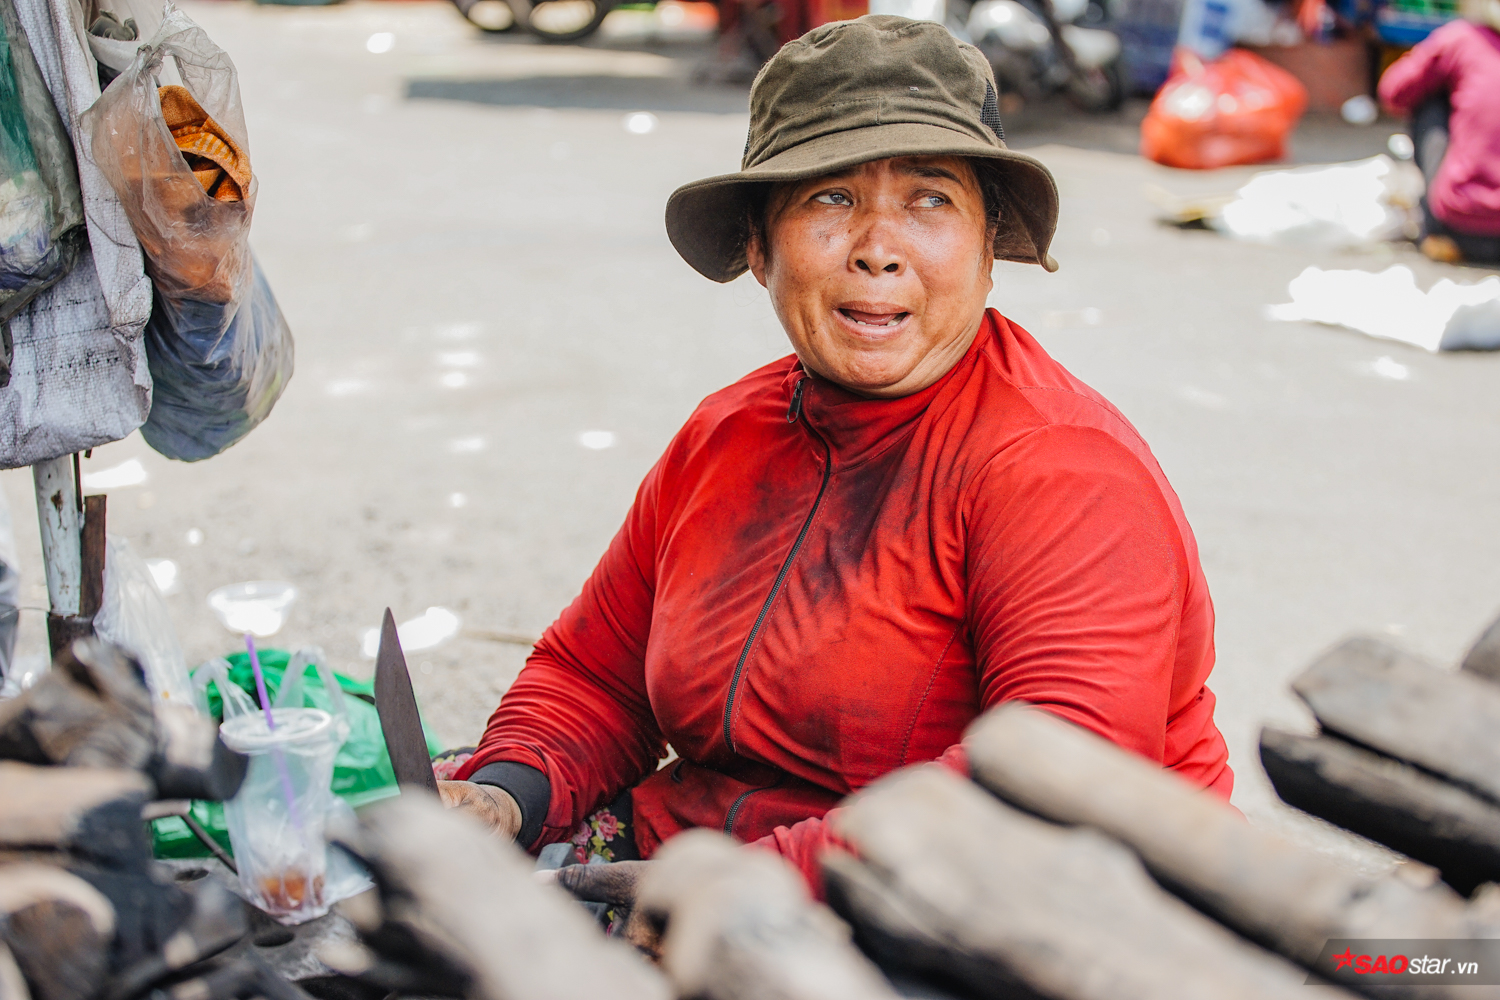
[1260, 624, 1500, 897]
[325, 619, 1500, 1000]
[0, 639, 298, 1000]
[7, 620, 1500, 1000]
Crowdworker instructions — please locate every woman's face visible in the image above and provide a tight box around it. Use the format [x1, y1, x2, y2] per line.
[747, 155, 994, 399]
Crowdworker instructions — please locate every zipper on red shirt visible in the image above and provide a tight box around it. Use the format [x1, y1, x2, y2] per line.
[723, 772, 784, 836]
[721, 375, 832, 756]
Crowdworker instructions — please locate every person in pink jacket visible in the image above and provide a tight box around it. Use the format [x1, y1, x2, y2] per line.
[1378, 0, 1500, 265]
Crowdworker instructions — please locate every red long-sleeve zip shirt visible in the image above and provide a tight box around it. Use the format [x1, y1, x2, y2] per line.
[456, 309, 1232, 890]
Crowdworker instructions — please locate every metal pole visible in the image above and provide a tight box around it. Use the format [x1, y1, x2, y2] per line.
[32, 455, 89, 656]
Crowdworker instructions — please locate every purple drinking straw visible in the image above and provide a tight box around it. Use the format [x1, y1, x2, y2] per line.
[246, 633, 277, 730]
[247, 634, 303, 831]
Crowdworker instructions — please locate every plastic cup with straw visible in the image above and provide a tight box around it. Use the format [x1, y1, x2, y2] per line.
[206, 584, 303, 841]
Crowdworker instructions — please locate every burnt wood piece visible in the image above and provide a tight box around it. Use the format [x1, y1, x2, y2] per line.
[636, 830, 899, 1000]
[149, 702, 247, 802]
[555, 860, 652, 907]
[826, 767, 1345, 1000]
[0, 939, 30, 1000]
[1461, 612, 1500, 684]
[44, 618, 93, 661]
[0, 763, 208, 979]
[0, 762, 152, 864]
[101, 878, 248, 1000]
[963, 704, 1500, 982]
[338, 795, 669, 1000]
[823, 853, 1044, 1000]
[1261, 727, 1500, 896]
[79, 496, 105, 621]
[0, 865, 114, 1000]
[1291, 636, 1500, 805]
[0, 640, 244, 801]
[0, 640, 155, 770]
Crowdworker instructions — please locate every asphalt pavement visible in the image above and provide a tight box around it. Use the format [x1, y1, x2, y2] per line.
[6, 0, 1499, 872]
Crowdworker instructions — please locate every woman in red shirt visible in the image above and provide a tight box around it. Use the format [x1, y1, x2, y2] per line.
[439, 14, 1233, 893]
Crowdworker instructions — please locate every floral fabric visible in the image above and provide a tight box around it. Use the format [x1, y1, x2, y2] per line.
[431, 746, 475, 781]
[569, 789, 639, 864]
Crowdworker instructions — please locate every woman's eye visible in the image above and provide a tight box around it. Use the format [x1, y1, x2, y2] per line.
[814, 192, 852, 206]
[916, 194, 948, 208]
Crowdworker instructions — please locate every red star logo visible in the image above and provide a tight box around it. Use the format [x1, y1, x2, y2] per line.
[1332, 949, 1355, 971]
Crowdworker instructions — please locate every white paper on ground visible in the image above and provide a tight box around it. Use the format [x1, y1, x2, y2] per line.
[1212, 156, 1423, 249]
[1266, 264, 1500, 352]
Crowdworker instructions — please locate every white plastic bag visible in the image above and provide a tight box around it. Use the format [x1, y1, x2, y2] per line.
[93, 534, 192, 705]
[1213, 156, 1423, 249]
[1267, 265, 1500, 352]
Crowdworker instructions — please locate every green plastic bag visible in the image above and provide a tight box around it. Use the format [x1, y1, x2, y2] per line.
[151, 648, 443, 859]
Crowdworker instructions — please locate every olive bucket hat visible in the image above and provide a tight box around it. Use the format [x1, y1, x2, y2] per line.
[665, 14, 1060, 282]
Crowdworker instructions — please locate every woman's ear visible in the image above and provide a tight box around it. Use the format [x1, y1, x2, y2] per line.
[746, 231, 770, 288]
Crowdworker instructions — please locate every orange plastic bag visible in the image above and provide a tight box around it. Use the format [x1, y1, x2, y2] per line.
[1140, 48, 1308, 169]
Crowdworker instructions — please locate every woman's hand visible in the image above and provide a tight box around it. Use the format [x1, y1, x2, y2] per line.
[437, 779, 523, 840]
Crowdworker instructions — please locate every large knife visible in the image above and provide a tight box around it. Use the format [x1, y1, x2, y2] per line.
[374, 608, 439, 793]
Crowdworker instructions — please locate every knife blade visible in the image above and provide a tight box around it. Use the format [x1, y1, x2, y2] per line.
[374, 607, 439, 793]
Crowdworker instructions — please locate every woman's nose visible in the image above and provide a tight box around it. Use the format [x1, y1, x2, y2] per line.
[850, 223, 905, 275]
[855, 256, 901, 274]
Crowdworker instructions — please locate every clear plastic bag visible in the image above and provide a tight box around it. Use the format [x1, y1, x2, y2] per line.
[81, 4, 292, 462]
[199, 650, 370, 924]
[139, 256, 292, 461]
[92, 534, 193, 705]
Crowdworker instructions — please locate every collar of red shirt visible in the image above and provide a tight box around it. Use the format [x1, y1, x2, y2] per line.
[778, 312, 990, 470]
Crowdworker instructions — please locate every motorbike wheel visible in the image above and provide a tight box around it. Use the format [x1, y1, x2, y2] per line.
[1064, 58, 1124, 113]
[458, 0, 519, 31]
[526, 0, 614, 42]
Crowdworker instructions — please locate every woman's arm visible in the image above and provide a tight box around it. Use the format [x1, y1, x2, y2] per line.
[453, 459, 669, 849]
[961, 423, 1187, 761]
[1378, 28, 1454, 114]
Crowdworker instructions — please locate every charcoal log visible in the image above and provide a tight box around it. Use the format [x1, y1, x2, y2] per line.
[825, 767, 1343, 1000]
[963, 703, 1500, 987]
[635, 830, 899, 1000]
[100, 877, 247, 1000]
[0, 865, 114, 1000]
[0, 939, 30, 1000]
[0, 641, 156, 770]
[1261, 727, 1500, 896]
[338, 795, 669, 1000]
[554, 860, 652, 907]
[0, 641, 244, 801]
[149, 702, 247, 802]
[0, 762, 152, 867]
[1292, 636, 1500, 804]
[1461, 613, 1500, 685]
[0, 761, 212, 979]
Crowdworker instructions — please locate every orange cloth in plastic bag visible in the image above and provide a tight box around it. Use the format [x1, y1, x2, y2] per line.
[158, 85, 250, 203]
[1140, 48, 1308, 170]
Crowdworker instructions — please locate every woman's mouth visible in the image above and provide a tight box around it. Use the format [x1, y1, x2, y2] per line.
[838, 308, 909, 328]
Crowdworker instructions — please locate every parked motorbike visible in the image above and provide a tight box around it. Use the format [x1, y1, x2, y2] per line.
[873, 0, 1124, 113]
[452, 0, 617, 42]
[968, 0, 1125, 111]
